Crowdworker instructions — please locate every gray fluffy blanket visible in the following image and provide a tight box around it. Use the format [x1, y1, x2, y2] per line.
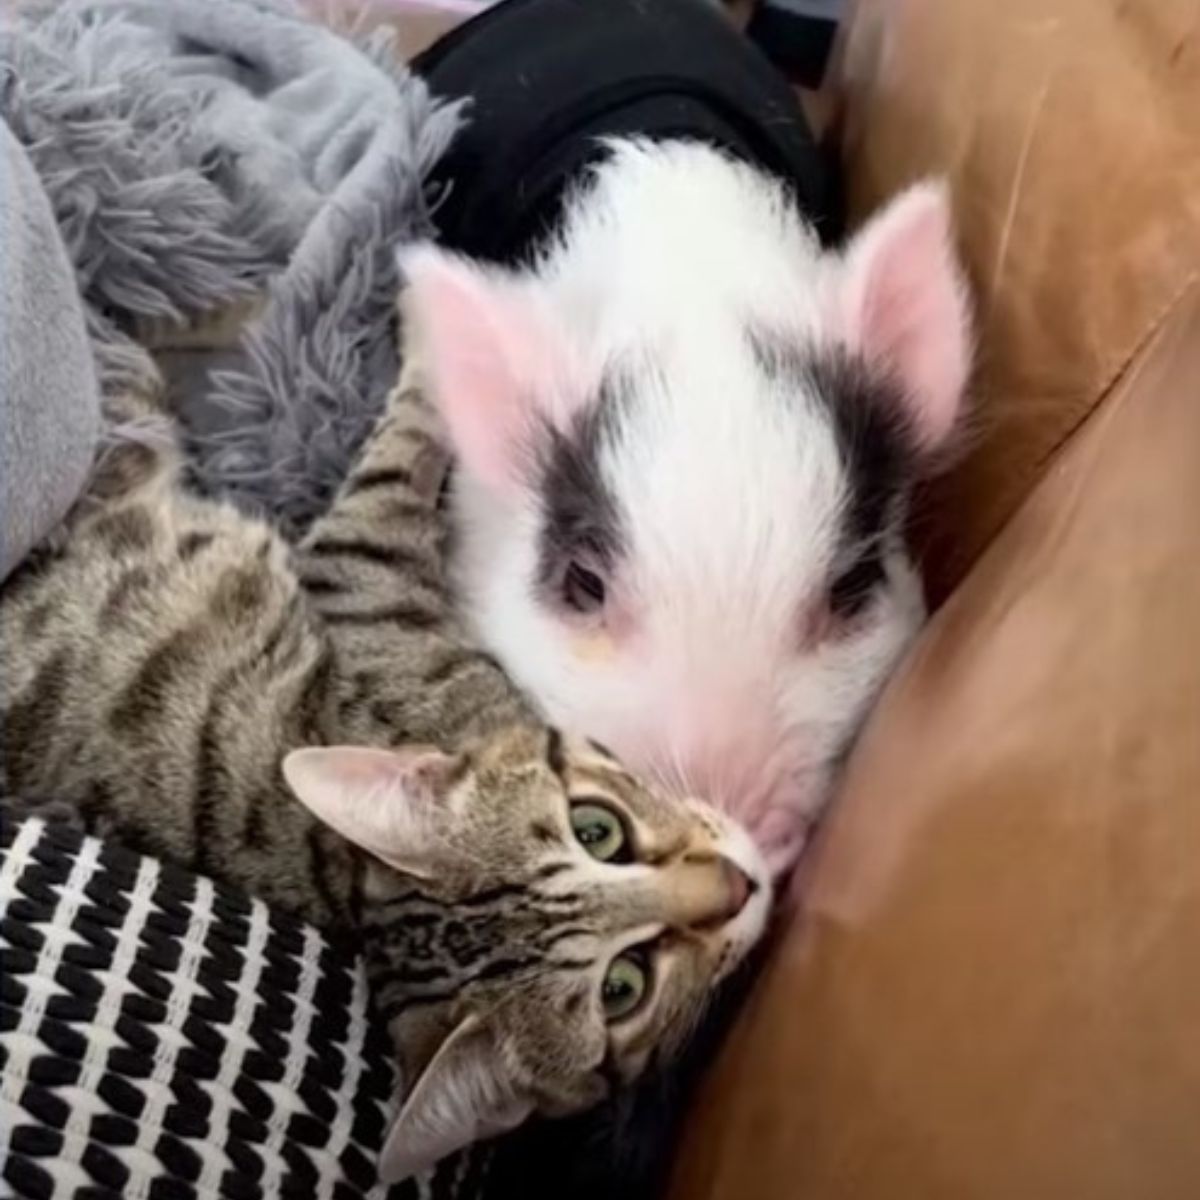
[1, 0, 464, 536]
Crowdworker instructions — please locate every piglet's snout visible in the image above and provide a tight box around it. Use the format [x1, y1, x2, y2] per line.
[671, 739, 788, 833]
[665, 854, 757, 930]
[653, 681, 790, 815]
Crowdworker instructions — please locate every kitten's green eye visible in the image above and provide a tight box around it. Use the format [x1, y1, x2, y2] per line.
[570, 801, 630, 863]
[602, 953, 649, 1021]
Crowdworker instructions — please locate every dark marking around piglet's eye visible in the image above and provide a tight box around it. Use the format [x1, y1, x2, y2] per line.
[828, 552, 886, 620]
[536, 372, 628, 610]
[562, 560, 606, 613]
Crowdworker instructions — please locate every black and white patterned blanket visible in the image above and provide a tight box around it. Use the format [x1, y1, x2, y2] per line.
[0, 815, 490, 1200]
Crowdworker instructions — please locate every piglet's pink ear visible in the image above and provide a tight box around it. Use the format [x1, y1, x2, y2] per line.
[399, 245, 549, 494]
[836, 180, 971, 452]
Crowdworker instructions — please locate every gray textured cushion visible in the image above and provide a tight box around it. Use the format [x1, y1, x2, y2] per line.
[0, 118, 100, 583]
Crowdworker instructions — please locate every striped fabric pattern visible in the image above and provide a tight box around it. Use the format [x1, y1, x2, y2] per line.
[0, 816, 490, 1200]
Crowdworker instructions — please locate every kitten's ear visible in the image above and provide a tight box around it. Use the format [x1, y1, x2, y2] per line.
[379, 1015, 533, 1184]
[281, 746, 459, 876]
[398, 244, 560, 495]
[833, 180, 972, 452]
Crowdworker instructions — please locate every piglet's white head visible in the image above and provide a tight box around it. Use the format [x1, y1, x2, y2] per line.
[400, 140, 971, 874]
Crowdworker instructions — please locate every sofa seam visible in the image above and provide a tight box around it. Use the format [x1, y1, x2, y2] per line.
[965, 268, 1200, 575]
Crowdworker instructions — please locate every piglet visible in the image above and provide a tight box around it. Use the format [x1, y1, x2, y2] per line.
[400, 138, 971, 874]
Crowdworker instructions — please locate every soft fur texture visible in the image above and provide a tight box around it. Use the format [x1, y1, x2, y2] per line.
[403, 141, 973, 873]
[2, 2, 970, 874]
[0, 369, 770, 1181]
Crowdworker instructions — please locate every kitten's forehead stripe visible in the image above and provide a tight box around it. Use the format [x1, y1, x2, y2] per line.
[587, 738, 617, 762]
[569, 764, 642, 806]
[345, 465, 413, 494]
[546, 727, 567, 779]
[531, 821, 560, 845]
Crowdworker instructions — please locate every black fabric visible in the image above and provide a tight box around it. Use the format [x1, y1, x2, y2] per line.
[748, 0, 840, 88]
[414, 0, 839, 265]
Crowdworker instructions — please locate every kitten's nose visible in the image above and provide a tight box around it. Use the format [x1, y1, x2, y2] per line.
[718, 855, 756, 919]
[668, 853, 760, 929]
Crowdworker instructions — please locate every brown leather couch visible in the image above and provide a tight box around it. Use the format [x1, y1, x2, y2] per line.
[668, 1, 1200, 1197]
[380, 2, 1199, 1194]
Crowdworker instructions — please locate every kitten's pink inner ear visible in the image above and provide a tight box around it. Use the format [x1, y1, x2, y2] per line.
[837, 181, 971, 452]
[378, 1015, 533, 1184]
[281, 745, 455, 873]
[400, 246, 549, 494]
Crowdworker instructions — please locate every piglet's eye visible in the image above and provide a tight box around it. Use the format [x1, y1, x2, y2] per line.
[563, 560, 606, 614]
[828, 553, 885, 620]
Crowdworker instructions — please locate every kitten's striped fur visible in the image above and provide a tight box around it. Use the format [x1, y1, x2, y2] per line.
[0, 361, 768, 1177]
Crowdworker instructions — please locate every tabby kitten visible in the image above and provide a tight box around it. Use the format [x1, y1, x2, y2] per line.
[0, 365, 770, 1180]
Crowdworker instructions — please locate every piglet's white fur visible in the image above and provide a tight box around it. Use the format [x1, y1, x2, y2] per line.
[402, 140, 971, 873]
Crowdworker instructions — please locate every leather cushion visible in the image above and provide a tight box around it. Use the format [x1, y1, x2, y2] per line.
[834, 0, 1200, 600]
[668, 283, 1200, 1200]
